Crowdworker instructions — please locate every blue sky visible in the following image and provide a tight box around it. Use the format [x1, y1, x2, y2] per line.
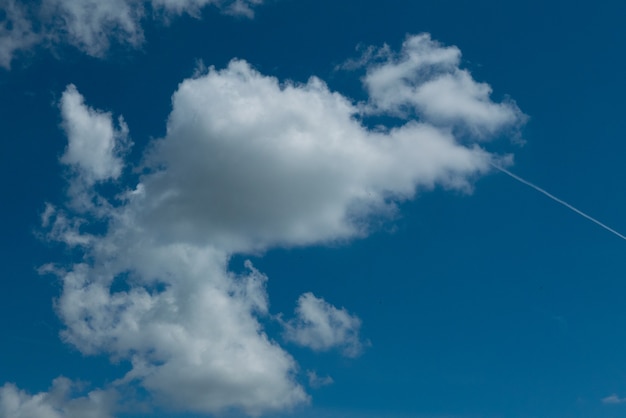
[2, 1, 626, 417]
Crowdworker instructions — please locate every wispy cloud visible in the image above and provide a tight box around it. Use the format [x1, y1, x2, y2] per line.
[0, 0, 40, 69]
[307, 371, 334, 389]
[602, 394, 626, 404]
[0, 0, 264, 69]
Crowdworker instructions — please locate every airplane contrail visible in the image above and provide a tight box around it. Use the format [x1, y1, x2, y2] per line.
[490, 162, 626, 241]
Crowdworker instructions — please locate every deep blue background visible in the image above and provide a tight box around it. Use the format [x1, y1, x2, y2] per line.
[2, 1, 626, 417]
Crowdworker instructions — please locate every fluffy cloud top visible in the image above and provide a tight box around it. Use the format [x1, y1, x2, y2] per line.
[362, 34, 525, 136]
[284, 293, 365, 357]
[9, 34, 523, 416]
[134, 59, 496, 252]
[0, 0, 263, 68]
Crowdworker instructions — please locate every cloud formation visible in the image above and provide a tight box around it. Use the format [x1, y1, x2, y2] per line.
[0, 34, 524, 416]
[153, 0, 262, 18]
[135, 59, 498, 252]
[284, 293, 365, 357]
[0, 377, 116, 418]
[306, 371, 334, 389]
[0, 0, 40, 68]
[41, 0, 145, 57]
[602, 394, 626, 405]
[0, 0, 263, 68]
[60, 85, 130, 184]
[359, 34, 525, 137]
[53, 255, 308, 415]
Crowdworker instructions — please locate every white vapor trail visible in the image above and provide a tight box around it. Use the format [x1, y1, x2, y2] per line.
[490, 163, 626, 241]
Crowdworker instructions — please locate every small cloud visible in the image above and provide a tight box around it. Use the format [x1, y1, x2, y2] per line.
[307, 371, 333, 389]
[60, 84, 130, 184]
[602, 394, 626, 404]
[283, 293, 366, 357]
[335, 43, 392, 72]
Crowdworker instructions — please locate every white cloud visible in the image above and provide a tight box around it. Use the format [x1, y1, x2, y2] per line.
[53, 253, 308, 415]
[284, 293, 365, 357]
[0, 0, 264, 68]
[19, 35, 522, 416]
[602, 394, 626, 405]
[361, 34, 525, 137]
[41, 0, 145, 57]
[222, 0, 263, 18]
[134, 59, 497, 252]
[40, 204, 94, 247]
[306, 371, 334, 389]
[0, 0, 40, 69]
[0, 377, 116, 418]
[60, 84, 129, 184]
[152, 0, 262, 18]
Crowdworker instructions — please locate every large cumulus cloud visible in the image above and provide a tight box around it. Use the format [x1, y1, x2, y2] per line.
[133, 58, 501, 252]
[2, 34, 525, 417]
